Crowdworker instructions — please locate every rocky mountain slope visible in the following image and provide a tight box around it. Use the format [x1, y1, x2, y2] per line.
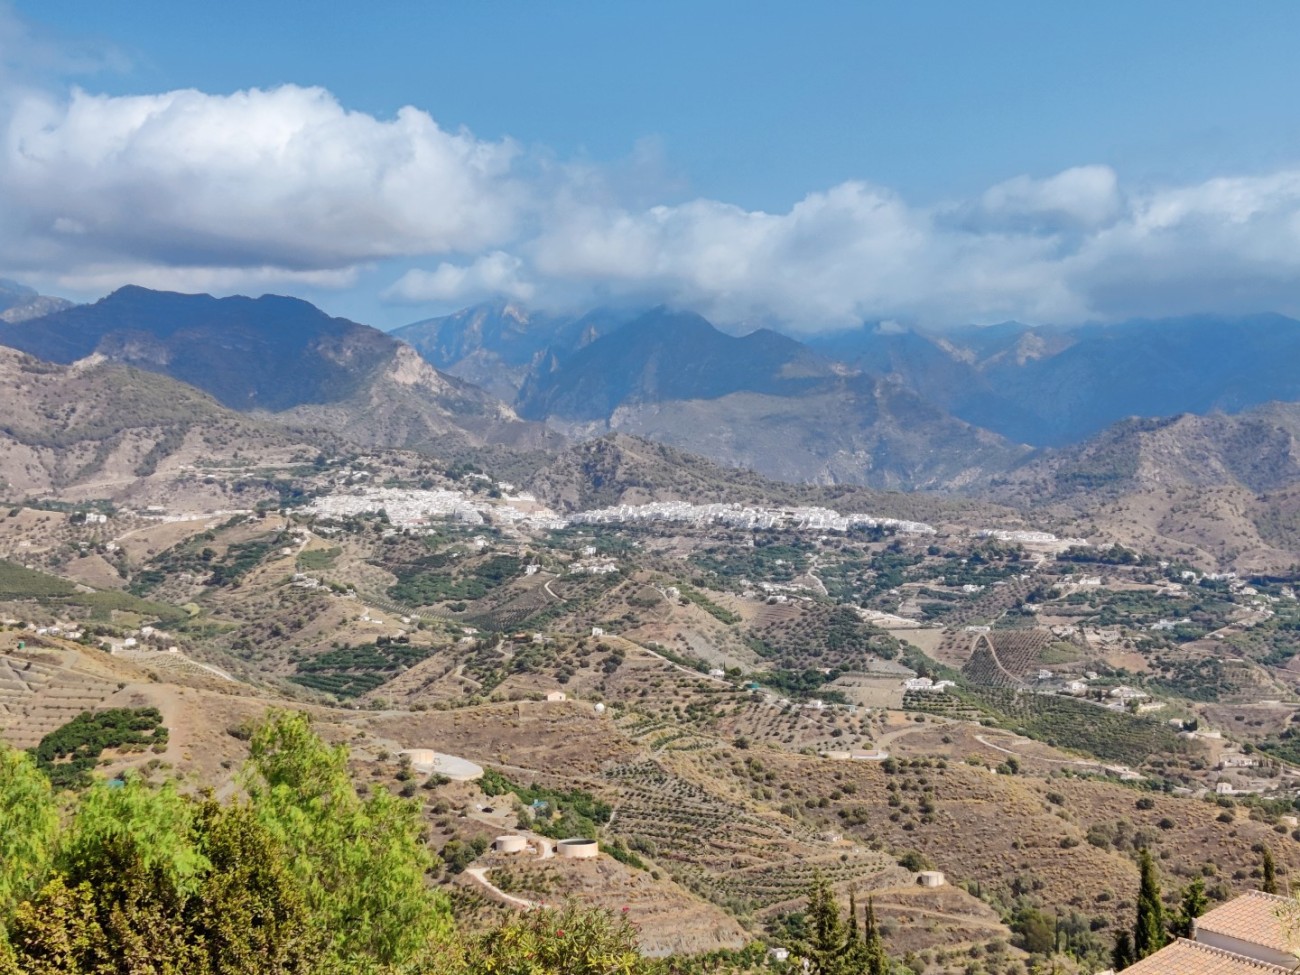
[980, 403, 1300, 571]
[0, 345, 331, 501]
[391, 301, 638, 402]
[814, 313, 1300, 446]
[525, 432, 1017, 526]
[514, 309, 1028, 489]
[0, 279, 73, 324]
[1, 287, 552, 454]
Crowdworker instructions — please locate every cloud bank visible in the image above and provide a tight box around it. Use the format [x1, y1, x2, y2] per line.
[6, 78, 1300, 329]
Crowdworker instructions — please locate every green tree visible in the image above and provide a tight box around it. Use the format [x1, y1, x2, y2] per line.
[2, 876, 109, 975]
[242, 710, 451, 971]
[1133, 849, 1166, 960]
[1171, 878, 1208, 939]
[786, 876, 883, 975]
[187, 800, 323, 974]
[61, 776, 207, 898]
[1262, 847, 1278, 895]
[0, 748, 59, 919]
[859, 896, 889, 975]
[1014, 907, 1057, 956]
[54, 776, 205, 974]
[458, 902, 651, 975]
[1112, 930, 1135, 972]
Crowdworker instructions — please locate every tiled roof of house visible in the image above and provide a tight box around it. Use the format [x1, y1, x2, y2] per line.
[1121, 938, 1292, 975]
[1195, 890, 1295, 953]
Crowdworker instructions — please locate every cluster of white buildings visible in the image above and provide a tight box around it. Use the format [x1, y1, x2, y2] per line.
[975, 529, 1089, 546]
[305, 487, 566, 532]
[568, 559, 619, 575]
[569, 501, 936, 534]
[903, 676, 956, 692]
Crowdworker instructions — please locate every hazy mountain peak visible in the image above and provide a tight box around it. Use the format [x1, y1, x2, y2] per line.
[0, 279, 73, 324]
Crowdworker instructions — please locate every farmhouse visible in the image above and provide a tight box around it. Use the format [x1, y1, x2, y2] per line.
[1109, 685, 1149, 702]
[1117, 890, 1297, 974]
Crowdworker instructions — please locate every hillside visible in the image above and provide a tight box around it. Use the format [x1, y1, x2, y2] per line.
[0, 345, 334, 502]
[515, 310, 1028, 489]
[3, 440, 1300, 974]
[526, 433, 1021, 526]
[984, 404, 1300, 571]
[391, 301, 638, 402]
[1, 286, 550, 453]
[814, 314, 1300, 447]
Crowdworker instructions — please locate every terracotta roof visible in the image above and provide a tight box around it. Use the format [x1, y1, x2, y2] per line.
[1195, 890, 1295, 953]
[1121, 939, 1292, 975]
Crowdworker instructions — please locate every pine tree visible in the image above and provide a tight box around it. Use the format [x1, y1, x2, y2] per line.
[1133, 848, 1166, 960]
[1262, 847, 1278, 894]
[1171, 877, 1208, 939]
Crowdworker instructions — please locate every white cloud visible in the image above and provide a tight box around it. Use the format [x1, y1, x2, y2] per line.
[385, 252, 535, 304]
[523, 180, 1088, 327]
[47, 263, 361, 297]
[0, 84, 525, 277]
[970, 165, 1122, 232]
[503, 162, 1300, 329]
[5, 65, 1300, 327]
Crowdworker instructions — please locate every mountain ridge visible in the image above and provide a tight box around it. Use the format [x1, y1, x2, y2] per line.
[0, 286, 554, 454]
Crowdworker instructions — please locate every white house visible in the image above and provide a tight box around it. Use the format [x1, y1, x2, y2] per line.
[1109, 685, 1149, 701]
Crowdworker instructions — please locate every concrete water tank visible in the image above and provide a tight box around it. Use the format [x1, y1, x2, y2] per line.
[917, 871, 946, 887]
[402, 749, 437, 767]
[494, 835, 528, 853]
[556, 838, 599, 859]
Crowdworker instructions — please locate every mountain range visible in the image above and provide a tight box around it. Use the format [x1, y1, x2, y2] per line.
[811, 314, 1300, 446]
[9, 285, 1300, 569]
[0, 287, 552, 458]
[391, 300, 1300, 485]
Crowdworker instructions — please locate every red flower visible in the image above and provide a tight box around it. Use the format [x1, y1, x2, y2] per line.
[556, 930, 565, 937]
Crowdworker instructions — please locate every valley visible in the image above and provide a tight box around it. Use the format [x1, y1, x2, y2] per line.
[4, 287, 1300, 974]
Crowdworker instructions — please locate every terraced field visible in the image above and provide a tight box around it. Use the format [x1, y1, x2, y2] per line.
[600, 757, 896, 916]
[0, 650, 121, 747]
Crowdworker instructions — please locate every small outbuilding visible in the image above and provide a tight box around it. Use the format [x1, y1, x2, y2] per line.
[917, 871, 946, 888]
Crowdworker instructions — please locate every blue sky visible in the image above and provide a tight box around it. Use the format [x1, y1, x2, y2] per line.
[5, 1, 1300, 330]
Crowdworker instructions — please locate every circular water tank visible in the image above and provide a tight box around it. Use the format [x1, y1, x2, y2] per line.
[494, 835, 528, 853]
[556, 838, 599, 859]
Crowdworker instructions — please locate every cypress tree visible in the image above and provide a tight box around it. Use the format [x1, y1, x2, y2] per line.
[1133, 848, 1166, 960]
[787, 878, 892, 975]
[1262, 847, 1278, 895]
[790, 874, 852, 975]
[861, 897, 889, 975]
